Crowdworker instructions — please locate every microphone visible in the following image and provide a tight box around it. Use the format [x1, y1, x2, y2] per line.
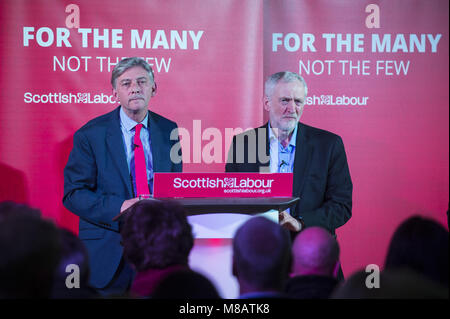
[279, 160, 288, 168]
[279, 159, 289, 173]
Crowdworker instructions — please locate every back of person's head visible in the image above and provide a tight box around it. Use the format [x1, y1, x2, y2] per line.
[384, 215, 449, 286]
[291, 226, 340, 277]
[0, 201, 41, 222]
[152, 270, 221, 299]
[51, 228, 96, 298]
[331, 268, 448, 299]
[232, 216, 292, 292]
[0, 202, 61, 298]
[120, 200, 194, 272]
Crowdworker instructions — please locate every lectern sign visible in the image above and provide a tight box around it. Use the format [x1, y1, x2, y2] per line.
[153, 173, 293, 198]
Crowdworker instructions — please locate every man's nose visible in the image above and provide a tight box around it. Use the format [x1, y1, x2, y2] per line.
[130, 81, 141, 94]
[285, 100, 296, 112]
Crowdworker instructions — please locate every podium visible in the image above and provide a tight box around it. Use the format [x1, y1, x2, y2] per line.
[113, 196, 299, 238]
[113, 196, 298, 218]
[114, 173, 298, 298]
[158, 196, 299, 215]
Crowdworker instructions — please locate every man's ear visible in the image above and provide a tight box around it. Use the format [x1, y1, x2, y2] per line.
[112, 88, 119, 103]
[263, 96, 270, 112]
[288, 252, 294, 278]
[332, 260, 341, 279]
[232, 256, 238, 278]
[151, 83, 157, 97]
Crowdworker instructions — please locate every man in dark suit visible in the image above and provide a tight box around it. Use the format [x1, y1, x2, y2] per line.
[63, 57, 182, 296]
[226, 71, 352, 237]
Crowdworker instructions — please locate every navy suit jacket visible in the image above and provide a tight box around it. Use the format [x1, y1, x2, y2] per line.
[225, 122, 352, 235]
[63, 106, 182, 288]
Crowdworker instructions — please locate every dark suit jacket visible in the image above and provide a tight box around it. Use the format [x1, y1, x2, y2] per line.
[285, 275, 339, 299]
[225, 122, 352, 235]
[63, 106, 182, 288]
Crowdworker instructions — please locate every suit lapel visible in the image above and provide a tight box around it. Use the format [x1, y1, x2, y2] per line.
[106, 107, 133, 196]
[293, 122, 313, 196]
[257, 123, 270, 172]
[148, 112, 163, 172]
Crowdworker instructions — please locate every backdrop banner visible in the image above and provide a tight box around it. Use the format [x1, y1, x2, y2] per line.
[264, 0, 449, 274]
[0, 0, 448, 282]
[0, 0, 263, 231]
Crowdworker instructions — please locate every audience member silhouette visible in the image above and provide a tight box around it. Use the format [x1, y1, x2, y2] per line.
[152, 270, 221, 299]
[0, 201, 41, 221]
[285, 226, 340, 299]
[332, 214, 449, 299]
[3, 199, 447, 300]
[232, 216, 292, 298]
[51, 228, 98, 299]
[384, 215, 448, 287]
[331, 268, 448, 299]
[0, 202, 61, 298]
[120, 200, 194, 298]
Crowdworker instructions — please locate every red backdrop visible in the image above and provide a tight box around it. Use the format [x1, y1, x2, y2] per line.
[0, 0, 448, 277]
[264, 0, 449, 274]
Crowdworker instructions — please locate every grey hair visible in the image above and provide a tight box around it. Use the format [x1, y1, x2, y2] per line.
[264, 71, 308, 98]
[111, 57, 155, 88]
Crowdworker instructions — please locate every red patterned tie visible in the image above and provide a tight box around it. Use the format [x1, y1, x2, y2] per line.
[133, 124, 150, 196]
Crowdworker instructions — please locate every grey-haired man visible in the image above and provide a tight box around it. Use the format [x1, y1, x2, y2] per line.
[226, 71, 352, 244]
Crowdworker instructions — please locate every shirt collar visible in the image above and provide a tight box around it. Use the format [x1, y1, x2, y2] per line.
[268, 120, 298, 148]
[120, 107, 149, 131]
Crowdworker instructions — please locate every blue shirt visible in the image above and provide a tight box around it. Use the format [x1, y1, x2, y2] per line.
[268, 122, 297, 174]
[119, 107, 154, 195]
[269, 122, 297, 216]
